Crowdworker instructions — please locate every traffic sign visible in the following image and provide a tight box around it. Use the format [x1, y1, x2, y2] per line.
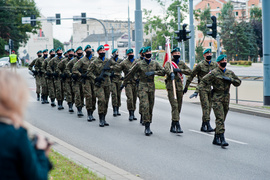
[104, 44, 110, 51]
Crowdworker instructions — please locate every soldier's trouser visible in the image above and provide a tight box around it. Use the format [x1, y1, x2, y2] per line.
[125, 83, 137, 111]
[74, 82, 84, 108]
[141, 90, 155, 123]
[65, 78, 74, 103]
[212, 101, 229, 134]
[95, 85, 110, 115]
[168, 89, 183, 121]
[41, 76, 48, 96]
[111, 81, 122, 107]
[35, 76, 41, 94]
[83, 80, 96, 111]
[54, 79, 63, 101]
[199, 90, 212, 122]
[137, 88, 142, 115]
[47, 78, 56, 99]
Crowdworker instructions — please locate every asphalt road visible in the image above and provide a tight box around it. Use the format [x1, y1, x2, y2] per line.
[20, 68, 270, 180]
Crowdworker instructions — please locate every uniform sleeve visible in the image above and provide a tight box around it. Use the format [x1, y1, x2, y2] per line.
[34, 59, 41, 72]
[185, 64, 200, 89]
[47, 60, 53, 74]
[41, 61, 47, 73]
[123, 63, 139, 85]
[198, 72, 215, 92]
[86, 62, 96, 80]
[72, 61, 82, 76]
[154, 61, 165, 76]
[231, 72, 241, 87]
[180, 62, 192, 75]
[164, 62, 172, 76]
[28, 59, 35, 70]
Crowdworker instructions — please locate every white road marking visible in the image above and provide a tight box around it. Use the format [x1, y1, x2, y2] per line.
[189, 129, 248, 145]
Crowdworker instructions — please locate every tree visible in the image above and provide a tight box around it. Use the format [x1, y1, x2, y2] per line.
[250, 7, 262, 59]
[53, 38, 64, 51]
[0, 37, 7, 57]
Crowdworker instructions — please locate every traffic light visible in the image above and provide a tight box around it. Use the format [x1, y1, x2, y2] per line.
[174, 30, 183, 42]
[56, 13, 61, 25]
[206, 16, 217, 38]
[182, 24, 191, 41]
[31, 15, 36, 27]
[81, 12, 86, 24]
[9, 39, 14, 50]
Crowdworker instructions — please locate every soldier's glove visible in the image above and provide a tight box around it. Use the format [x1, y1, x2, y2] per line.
[46, 72, 51, 76]
[81, 74, 87, 79]
[110, 71, 115, 78]
[104, 67, 111, 71]
[95, 76, 104, 83]
[189, 92, 198, 99]
[173, 68, 181, 73]
[120, 84, 125, 90]
[60, 74, 66, 78]
[222, 76, 231, 82]
[52, 72, 58, 77]
[120, 77, 124, 80]
[71, 74, 78, 80]
[33, 71, 38, 75]
[170, 72, 175, 80]
[183, 87, 188, 94]
[145, 71, 155, 76]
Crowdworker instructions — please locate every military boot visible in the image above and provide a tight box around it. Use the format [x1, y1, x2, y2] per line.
[132, 111, 137, 120]
[116, 107, 121, 116]
[200, 122, 207, 132]
[220, 133, 229, 147]
[37, 93, 40, 101]
[68, 102, 74, 113]
[99, 114, 105, 127]
[45, 96, 49, 104]
[113, 106, 117, 117]
[87, 110, 94, 122]
[144, 122, 152, 136]
[77, 107, 84, 117]
[175, 121, 183, 133]
[206, 121, 214, 132]
[170, 121, 176, 133]
[104, 114, 109, 126]
[51, 98, 56, 107]
[129, 110, 134, 121]
[58, 100, 64, 110]
[212, 134, 221, 146]
[41, 95, 46, 104]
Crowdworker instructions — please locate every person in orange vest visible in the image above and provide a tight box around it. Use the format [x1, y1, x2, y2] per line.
[9, 51, 18, 73]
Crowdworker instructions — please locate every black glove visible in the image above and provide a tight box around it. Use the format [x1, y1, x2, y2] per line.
[183, 87, 188, 94]
[33, 71, 38, 75]
[145, 71, 155, 76]
[189, 92, 198, 99]
[104, 67, 111, 71]
[95, 76, 104, 83]
[60, 74, 66, 78]
[170, 72, 175, 80]
[222, 76, 231, 82]
[46, 72, 51, 76]
[173, 68, 181, 73]
[53, 72, 58, 77]
[81, 74, 87, 79]
[110, 71, 115, 78]
[71, 74, 78, 80]
[120, 77, 124, 80]
[120, 84, 125, 90]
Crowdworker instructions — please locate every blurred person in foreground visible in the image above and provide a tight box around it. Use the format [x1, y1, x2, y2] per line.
[0, 69, 52, 179]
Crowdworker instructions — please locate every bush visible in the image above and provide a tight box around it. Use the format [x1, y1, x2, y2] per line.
[230, 60, 252, 66]
[229, 61, 237, 65]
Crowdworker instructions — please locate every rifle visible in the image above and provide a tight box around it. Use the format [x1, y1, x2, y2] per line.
[95, 59, 111, 87]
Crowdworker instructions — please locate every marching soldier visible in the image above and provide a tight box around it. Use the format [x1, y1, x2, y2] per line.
[29, 50, 42, 101]
[123, 46, 165, 136]
[110, 49, 123, 117]
[198, 54, 241, 147]
[64, 51, 68, 58]
[35, 49, 49, 104]
[58, 48, 75, 113]
[65, 46, 84, 117]
[73, 45, 96, 121]
[48, 47, 65, 110]
[164, 47, 191, 133]
[87, 45, 111, 127]
[44, 49, 56, 107]
[184, 48, 218, 132]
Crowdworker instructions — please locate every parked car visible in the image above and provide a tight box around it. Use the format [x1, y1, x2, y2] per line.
[0, 57, 22, 68]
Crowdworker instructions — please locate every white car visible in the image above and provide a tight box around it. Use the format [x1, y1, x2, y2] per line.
[0, 57, 10, 68]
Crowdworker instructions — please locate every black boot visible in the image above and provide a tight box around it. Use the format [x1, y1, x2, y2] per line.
[99, 114, 105, 127]
[206, 121, 214, 132]
[175, 121, 183, 133]
[170, 121, 176, 133]
[104, 114, 109, 126]
[45, 96, 49, 104]
[113, 106, 117, 117]
[68, 102, 74, 112]
[133, 111, 137, 120]
[77, 107, 84, 117]
[87, 110, 94, 122]
[129, 110, 134, 121]
[144, 122, 152, 136]
[116, 107, 121, 116]
[220, 133, 229, 147]
[41, 95, 45, 104]
[200, 122, 207, 132]
[213, 133, 221, 146]
[58, 100, 64, 110]
[37, 93, 40, 101]
[51, 98, 56, 107]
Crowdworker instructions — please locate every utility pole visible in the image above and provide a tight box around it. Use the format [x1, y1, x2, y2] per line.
[112, 27, 114, 50]
[177, 6, 182, 60]
[216, 34, 220, 58]
[262, 0, 270, 105]
[135, 0, 143, 59]
[128, 0, 131, 49]
[189, 0, 195, 69]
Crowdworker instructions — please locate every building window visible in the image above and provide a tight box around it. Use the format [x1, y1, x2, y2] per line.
[209, 42, 212, 47]
[252, 4, 255, 7]
[216, 13, 220, 18]
[207, 3, 210, 7]
[235, 12, 238, 16]
[87, 32, 89, 36]
[217, 7, 220, 9]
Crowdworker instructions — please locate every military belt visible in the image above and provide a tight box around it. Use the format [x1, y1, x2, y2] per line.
[141, 79, 154, 83]
[213, 89, 229, 94]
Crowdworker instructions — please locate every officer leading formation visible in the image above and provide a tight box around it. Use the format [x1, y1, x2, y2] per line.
[29, 44, 241, 147]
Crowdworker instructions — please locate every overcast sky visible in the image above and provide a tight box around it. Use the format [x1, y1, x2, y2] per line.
[34, 0, 201, 42]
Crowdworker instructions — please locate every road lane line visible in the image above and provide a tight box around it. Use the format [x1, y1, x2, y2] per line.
[189, 129, 248, 145]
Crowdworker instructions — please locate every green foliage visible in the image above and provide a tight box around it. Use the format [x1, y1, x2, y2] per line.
[53, 38, 64, 51]
[230, 60, 252, 66]
[194, 7, 211, 46]
[195, 41, 203, 63]
[0, 37, 7, 57]
[250, 6, 262, 20]
[154, 76, 166, 89]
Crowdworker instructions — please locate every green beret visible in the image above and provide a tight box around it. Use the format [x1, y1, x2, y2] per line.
[112, 49, 118, 54]
[216, 54, 227, 62]
[171, 47, 180, 53]
[64, 51, 67, 55]
[76, 46, 83, 52]
[97, 45, 104, 52]
[37, 50, 42, 54]
[203, 48, 211, 55]
[56, 47, 62, 52]
[49, 49, 55, 54]
[143, 46, 151, 53]
[84, 45, 91, 51]
[92, 49, 95, 52]
[126, 49, 134, 55]
[43, 49, 48, 53]
[139, 47, 145, 54]
[67, 48, 74, 53]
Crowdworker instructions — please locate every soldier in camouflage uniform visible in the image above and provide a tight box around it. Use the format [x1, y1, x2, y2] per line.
[44, 49, 56, 107]
[58, 48, 75, 113]
[198, 54, 241, 147]
[73, 45, 96, 121]
[87, 45, 112, 127]
[116, 49, 138, 121]
[184, 49, 218, 132]
[66, 46, 84, 117]
[47, 47, 65, 110]
[110, 49, 123, 117]
[29, 50, 42, 101]
[35, 49, 49, 104]
[123, 46, 165, 136]
[164, 48, 191, 134]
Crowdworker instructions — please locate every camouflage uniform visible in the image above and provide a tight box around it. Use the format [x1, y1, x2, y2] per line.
[29, 58, 41, 97]
[44, 57, 56, 103]
[35, 56, 49, 103]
